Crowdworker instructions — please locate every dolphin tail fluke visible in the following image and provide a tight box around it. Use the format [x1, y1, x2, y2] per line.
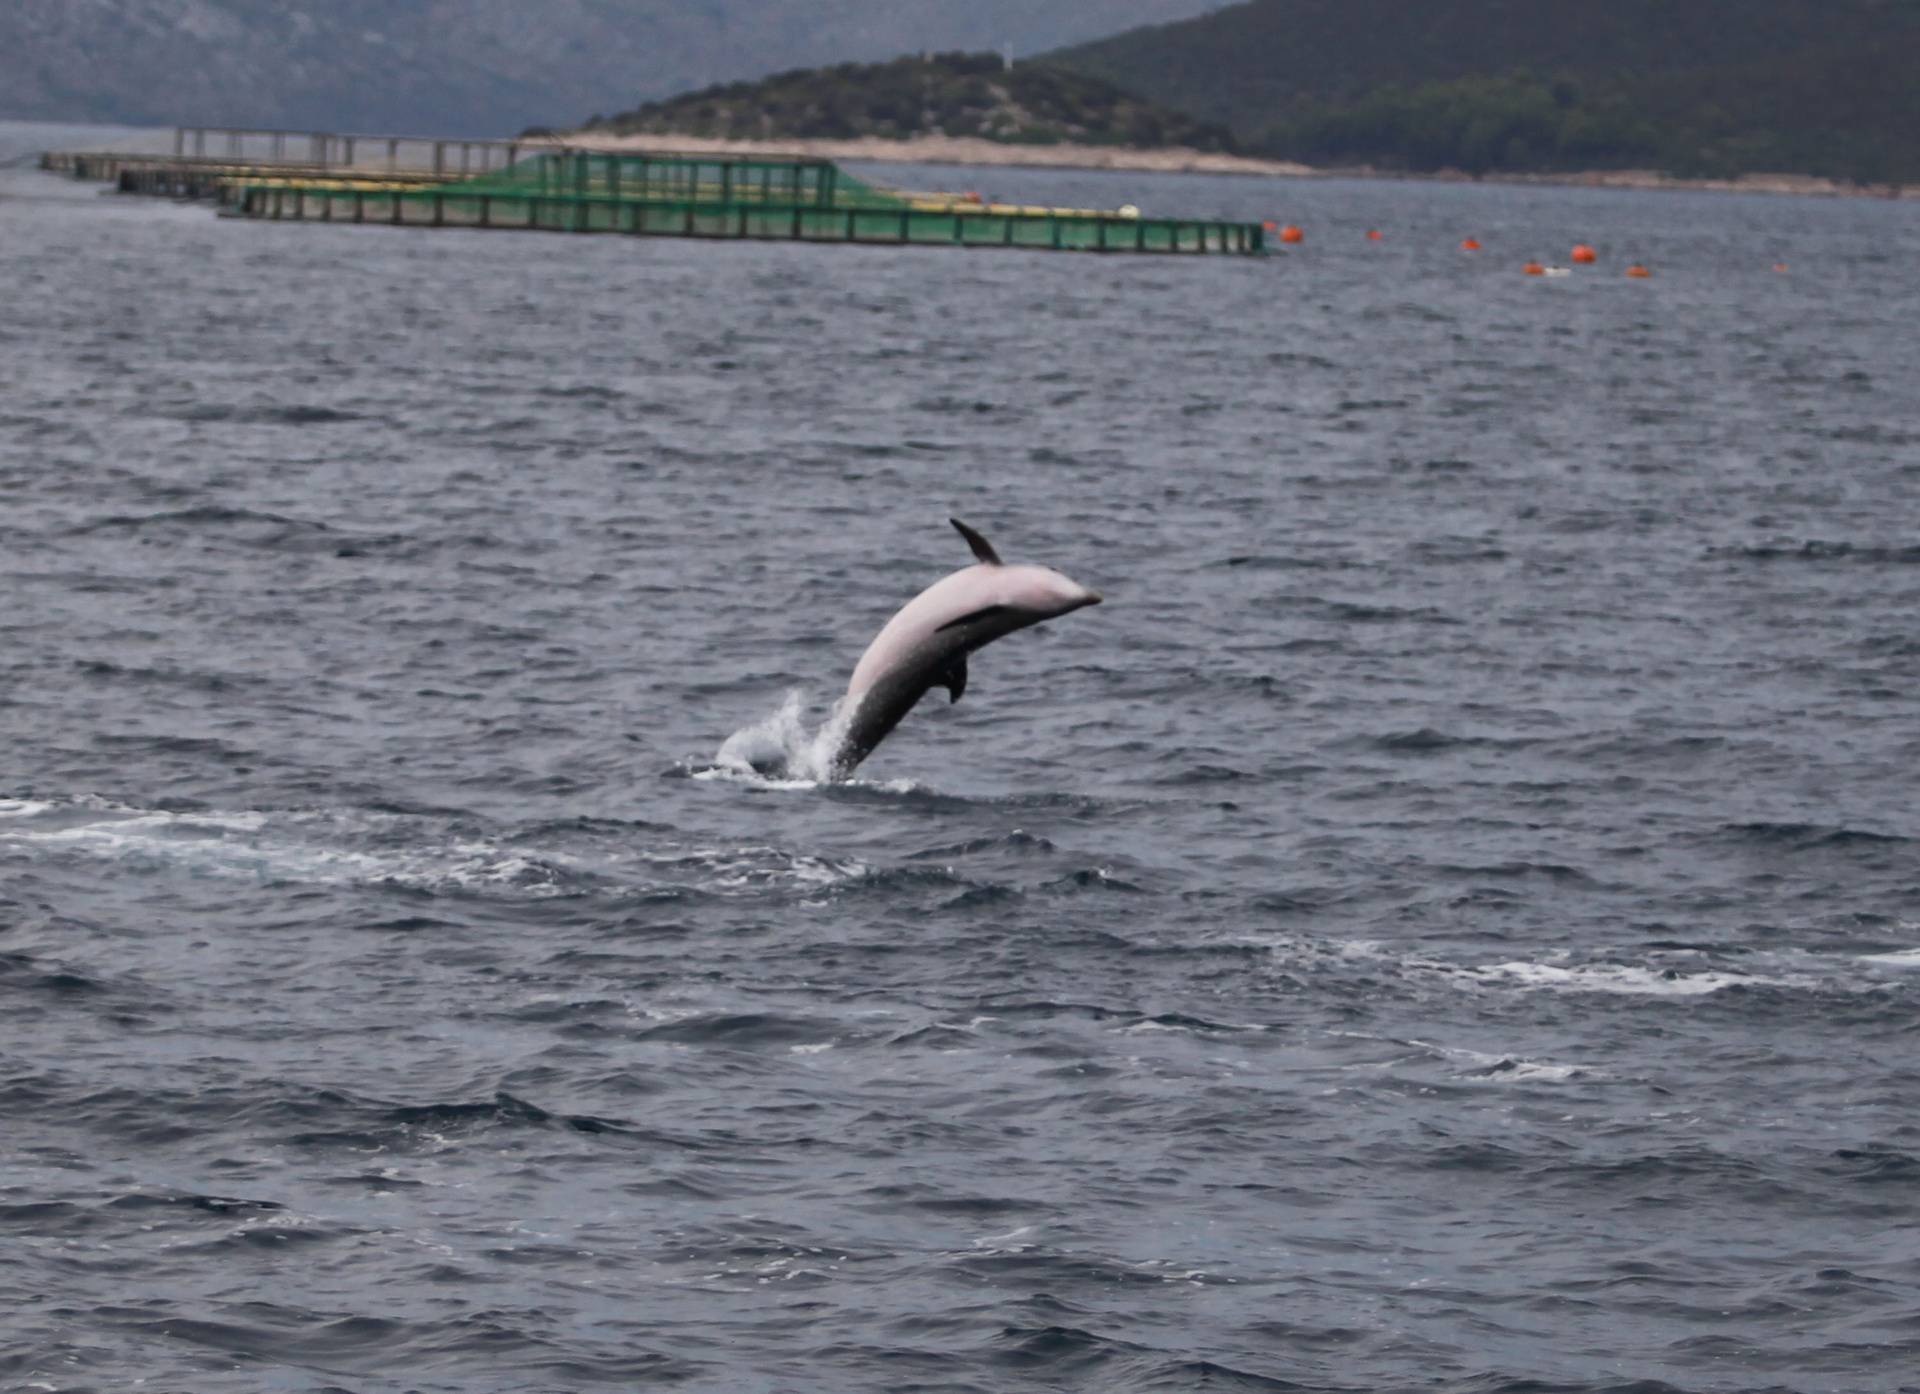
[950, 518, 1002, 566]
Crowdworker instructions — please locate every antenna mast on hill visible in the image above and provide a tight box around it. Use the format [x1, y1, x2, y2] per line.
[1001, 42, 1014, 72]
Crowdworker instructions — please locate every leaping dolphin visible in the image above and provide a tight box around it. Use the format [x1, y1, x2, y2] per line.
[830, 519, 1103, 777]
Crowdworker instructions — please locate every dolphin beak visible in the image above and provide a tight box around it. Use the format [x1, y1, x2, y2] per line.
[1079, 590, 1104, 608]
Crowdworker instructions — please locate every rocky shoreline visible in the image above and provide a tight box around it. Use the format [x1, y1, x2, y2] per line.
[560, 131, 1314, 178]
[560, 130, 1918, 199]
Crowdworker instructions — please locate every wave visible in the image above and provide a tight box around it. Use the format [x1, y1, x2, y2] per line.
[152, 400, 371, 425]
[1715, 538, 1920, 564]
[1859, 947, 1920, 969]
[1355, 727, 1549, 756]
[1244, 936, 1840, 1000]
[1710, 820, 1912, 851]
[66, 505, 333, 545]
[1, 806, 577, 897]
[0, 796, 873, 904]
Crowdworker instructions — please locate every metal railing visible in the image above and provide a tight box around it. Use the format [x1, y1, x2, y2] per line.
[169, 127, 535, 176]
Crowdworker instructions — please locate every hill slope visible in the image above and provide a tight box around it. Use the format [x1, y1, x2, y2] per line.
[1049, 0, 1920, 182]
[570, 52, 1235, 151]
[0, 0, 1232, 136]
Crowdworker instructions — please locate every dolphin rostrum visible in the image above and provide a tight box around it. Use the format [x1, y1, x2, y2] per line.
[830, 519, 1103, 776]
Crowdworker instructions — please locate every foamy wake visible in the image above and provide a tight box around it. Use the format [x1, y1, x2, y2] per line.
[709, 689, 854, 785]
[0, 801, 572, 897]
[0, 797, 868, 900]
[1243, 934, 1904, 1000]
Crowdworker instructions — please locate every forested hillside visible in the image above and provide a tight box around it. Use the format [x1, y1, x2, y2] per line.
[0, 0, 1229, 135]
[1050, 0, 1920, 181]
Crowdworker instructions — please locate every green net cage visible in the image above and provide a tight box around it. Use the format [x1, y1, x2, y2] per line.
[228, 150, 1266, 256]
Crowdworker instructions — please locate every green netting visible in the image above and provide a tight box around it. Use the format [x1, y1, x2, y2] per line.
[237, 184, 1263, 254]
[433, 151, 910, 211]
[229, 150, 1266, 256]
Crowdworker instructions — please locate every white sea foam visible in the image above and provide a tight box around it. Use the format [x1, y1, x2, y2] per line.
[0, 800, 571, 897]
[1407, 1038, 1593, 1083]
[712, 688, 853, 783]
[1470, 960, 1744, 996]
[971, 1224, 1036, 1250]
[632, 844, 868, 894]
[1859, 948, 1920, 969]
[1, 796, 873, 904]
[1241, 934, 1766, 999]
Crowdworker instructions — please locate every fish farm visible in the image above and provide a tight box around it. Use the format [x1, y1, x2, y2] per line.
[43, 127, 1269, 258]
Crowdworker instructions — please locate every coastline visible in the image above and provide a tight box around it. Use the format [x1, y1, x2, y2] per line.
[559, 130, 1918, 200]
[559, 131, 1313, 179]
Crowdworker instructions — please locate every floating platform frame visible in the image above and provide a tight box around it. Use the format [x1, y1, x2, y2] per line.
[226, 150, 1267, 256]
[43, 136, 1267, 257]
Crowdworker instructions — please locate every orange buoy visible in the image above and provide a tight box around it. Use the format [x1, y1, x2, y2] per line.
[1279, 224, 1304, 244]
[1571, 243, 1598, 264]
[1773, 262, 1789, 273]
[1625, 264, 1652, 278]
[1523, 261, 1546, 276]
[1366, 229, 1383, 241]
[1461, 238, 1481, 251]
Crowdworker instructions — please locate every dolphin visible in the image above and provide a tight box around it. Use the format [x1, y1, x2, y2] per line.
[829, 519, 1103, 777]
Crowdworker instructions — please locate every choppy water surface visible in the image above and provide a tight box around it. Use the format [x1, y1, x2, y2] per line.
[4, 122, 1919, 1393]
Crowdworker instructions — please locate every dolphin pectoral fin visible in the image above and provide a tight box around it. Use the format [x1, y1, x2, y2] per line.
[940, 654, 968, 703]
[935, 604, 1013, 634]
[950, 518, 1002, 566]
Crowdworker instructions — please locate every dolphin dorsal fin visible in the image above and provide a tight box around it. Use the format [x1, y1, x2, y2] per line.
[950, 518, 1002, 566]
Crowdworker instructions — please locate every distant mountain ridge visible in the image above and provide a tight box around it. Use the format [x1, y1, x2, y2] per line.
[0, 0, 1231, 136]
[570, 52, 1235, 152]
[1048, 0, 1920, 182]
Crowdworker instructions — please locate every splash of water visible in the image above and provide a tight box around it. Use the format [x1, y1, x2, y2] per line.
[712, 690, 853, 783]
